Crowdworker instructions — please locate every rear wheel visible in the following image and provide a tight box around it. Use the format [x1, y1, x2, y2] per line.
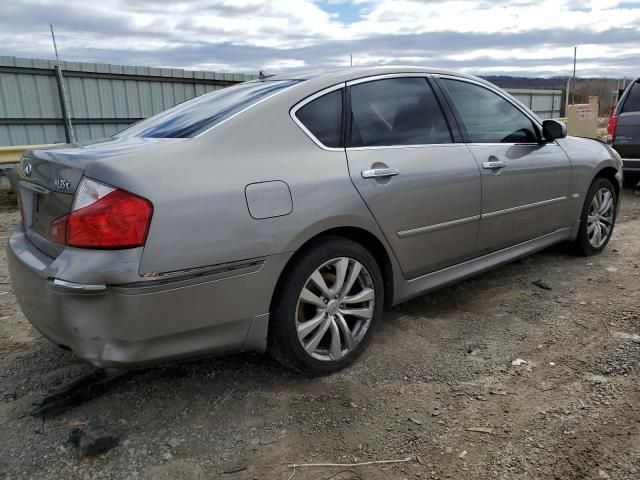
[571, 177, 617, 256]
[268, 237, 383, 376]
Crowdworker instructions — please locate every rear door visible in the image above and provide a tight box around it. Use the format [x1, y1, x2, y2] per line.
[614, 80, 640, 164]
[436, 77, 572, 255]
[345, 75, 482, 279]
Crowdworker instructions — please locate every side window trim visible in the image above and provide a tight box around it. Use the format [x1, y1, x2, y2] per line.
[290, 83, 346, 151]
[433, 76, 472, 143]
[427, 76, 465, 144]
[343, 84, 353, 150]
[434, 75, 544, 145]
[345, 73, 456, 149]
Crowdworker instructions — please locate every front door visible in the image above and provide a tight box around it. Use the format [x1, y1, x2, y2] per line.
[345, 76, 482, 279]
[438, 77, 572, 255]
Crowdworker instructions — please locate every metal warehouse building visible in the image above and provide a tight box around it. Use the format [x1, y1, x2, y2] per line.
[0, 56, 563, 146]
[0, 56, 256, 146]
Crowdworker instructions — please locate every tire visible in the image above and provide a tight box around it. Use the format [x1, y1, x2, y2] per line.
[268, 236, 384, 376]
[571, 177, 618, 256]
[623, 173, 639, 189]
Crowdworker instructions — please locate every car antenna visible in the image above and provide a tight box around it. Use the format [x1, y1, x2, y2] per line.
[50, 23, 76, 144]
[258, 70, 276, 80]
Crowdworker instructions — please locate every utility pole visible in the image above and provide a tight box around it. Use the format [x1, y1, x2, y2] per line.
[50, 23, 75, 143]
[571, 46, 577, 105]
[565, 77, 570, 117]
[350, 54, 353, 67]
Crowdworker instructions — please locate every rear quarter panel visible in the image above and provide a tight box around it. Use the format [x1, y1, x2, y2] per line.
[85, 85, 394, 279]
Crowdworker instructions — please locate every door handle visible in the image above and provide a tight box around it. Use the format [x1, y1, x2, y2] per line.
[361, 168, 400, 179]
[482, 160, 507, 170]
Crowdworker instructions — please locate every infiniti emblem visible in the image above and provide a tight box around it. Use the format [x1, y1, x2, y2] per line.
[23, 161, 32, 177]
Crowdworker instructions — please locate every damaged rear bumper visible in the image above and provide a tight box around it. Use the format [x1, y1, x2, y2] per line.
[7, 224, 288, 368]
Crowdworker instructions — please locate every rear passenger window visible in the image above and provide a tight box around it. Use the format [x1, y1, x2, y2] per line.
[441, 79, 538, 144]
[349, 78, 452, 147]
[622, 82, 640, 113]
[295, 89, 343, 148]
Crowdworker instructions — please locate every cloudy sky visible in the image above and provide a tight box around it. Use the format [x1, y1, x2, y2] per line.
[2, 0, 640, 77]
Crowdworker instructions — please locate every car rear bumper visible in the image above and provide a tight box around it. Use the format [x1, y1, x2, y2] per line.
[7, 224, 289, 369]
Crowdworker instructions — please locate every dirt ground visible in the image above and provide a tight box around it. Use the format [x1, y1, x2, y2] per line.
[1, 189, 639, 480]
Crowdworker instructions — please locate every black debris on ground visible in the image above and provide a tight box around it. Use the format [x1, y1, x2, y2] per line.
[68, 424, 119, 457]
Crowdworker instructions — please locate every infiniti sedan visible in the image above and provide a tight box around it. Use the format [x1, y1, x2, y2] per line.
[8, 67, 623, 375]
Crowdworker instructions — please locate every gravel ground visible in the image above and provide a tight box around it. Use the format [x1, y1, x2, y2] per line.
[1, 189, 639, 480]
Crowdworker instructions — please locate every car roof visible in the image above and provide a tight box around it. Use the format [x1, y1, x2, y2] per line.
[258, 65, 544, 126]
[268, 65, 490, 88]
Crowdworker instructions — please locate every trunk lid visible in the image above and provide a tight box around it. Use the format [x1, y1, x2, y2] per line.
[17, 137, 182, 258]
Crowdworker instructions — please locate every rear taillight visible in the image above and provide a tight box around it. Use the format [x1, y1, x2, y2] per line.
[51, 178, 153, 249]
[606, 114, 619, 144]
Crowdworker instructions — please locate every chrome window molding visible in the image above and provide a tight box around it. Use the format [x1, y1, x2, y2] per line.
[347, 143, 461, 152]
[464, 143, 559, 147]
[346, 72, 430, 86]
[289, 83, 346, 152]
[194, 81, 302, 138]
[434, 74, 543, 130]
[290, 72, 550, 152]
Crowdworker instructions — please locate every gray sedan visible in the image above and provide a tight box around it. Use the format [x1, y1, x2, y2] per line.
[8, 67, 623, 375]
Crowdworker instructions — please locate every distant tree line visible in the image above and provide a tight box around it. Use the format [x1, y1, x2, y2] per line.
[482, 76, 633, 116]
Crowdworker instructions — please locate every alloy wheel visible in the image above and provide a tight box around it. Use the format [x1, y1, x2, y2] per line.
[587, 187, 615, 248]
[295, 257, 375, 362]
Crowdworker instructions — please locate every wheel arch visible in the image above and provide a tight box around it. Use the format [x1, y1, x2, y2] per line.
[593, 166, 621, 200]
[270, 226, 396, 312]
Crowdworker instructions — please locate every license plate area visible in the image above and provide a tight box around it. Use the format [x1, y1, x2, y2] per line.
[19, 186, 37, 228]
[19, 181, 72, 240]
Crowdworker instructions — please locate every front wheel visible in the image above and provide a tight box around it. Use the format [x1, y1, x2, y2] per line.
[571, 177, 618, 256]
[268, 237, 384, 376]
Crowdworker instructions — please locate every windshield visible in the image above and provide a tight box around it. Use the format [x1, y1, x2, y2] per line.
[117, 79, 301, 138]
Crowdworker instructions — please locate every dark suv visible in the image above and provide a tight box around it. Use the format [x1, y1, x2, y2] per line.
[608, 77, 640, 187]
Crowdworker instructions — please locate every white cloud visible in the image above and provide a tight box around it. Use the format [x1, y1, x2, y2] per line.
[1, 0, 639, 77]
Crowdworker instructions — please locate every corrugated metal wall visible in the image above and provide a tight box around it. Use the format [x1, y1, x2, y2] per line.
[505, 88, 564, 120]
[0, 57, 565, 146]
[0, 56, 256, 146]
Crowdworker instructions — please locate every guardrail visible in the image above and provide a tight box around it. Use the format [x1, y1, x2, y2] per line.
[0, 144, 55, 165]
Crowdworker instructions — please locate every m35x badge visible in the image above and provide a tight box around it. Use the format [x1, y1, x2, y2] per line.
[54, 178, 71, 192]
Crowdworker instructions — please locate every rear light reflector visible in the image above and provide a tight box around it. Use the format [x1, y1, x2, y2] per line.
[606, 114, 618, 143]
[51, 178, 153, 249]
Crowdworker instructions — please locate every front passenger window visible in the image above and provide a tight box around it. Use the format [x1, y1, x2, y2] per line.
[441, 79, 538, 144]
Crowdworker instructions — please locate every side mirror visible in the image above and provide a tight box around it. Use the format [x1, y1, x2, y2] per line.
[542, 119, 567, 141]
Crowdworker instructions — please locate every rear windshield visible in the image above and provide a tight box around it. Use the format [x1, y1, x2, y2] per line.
[117, 79, 300, 138]
[622, 81, 640, 114]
